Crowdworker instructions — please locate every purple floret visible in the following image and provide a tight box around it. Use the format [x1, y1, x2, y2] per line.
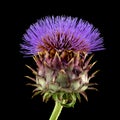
[21, 16, 104, 56]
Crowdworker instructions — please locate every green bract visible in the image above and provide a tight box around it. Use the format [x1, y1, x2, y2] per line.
[26, 50, 98, 107]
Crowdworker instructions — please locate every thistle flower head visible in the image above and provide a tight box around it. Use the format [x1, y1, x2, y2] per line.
[21, 16, 104, 108]
[21, 16, 104, 56]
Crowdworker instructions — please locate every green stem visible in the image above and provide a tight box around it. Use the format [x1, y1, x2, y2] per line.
[49, 101, 63, 120]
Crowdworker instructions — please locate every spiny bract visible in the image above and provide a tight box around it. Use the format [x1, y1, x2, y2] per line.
[26, 50, 98, 107]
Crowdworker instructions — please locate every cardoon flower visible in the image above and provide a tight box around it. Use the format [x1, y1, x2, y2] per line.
[21, 16, 104, 120]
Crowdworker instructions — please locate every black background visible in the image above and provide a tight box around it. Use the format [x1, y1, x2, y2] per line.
[6, 2, 117, 120]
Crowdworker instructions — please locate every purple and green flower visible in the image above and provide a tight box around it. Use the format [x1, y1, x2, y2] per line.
[21, 16, 104, 120]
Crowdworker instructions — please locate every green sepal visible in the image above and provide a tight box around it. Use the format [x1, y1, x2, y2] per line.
[56, 70, 68, 88]
[61, 93, 76, 108]
[32, 91, 41, 98]
[36, 76, 46, 88]
[71, 80, 81, 90]
[75, 93, 81, 102]
[48, 83, 60, 92]
[43, 92, 52, 102]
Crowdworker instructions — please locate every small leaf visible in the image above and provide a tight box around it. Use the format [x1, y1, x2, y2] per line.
[33, 87, 42, 92]
[52, 52, 62, 68]
[60, 88, 72, 93]
[80, 92, 88, 101]
[56, 69, 69, 88]
[87, 87, 98, 91]
[49, 83, 60, 92]
[61, 93, 76, 108]
[75, 93, 81, 102]
[52, 92, 63, 102]
[74, 51, 80, 66]
[32, 91, 41, 98]
[25, 76, 36, 82]
[25, 65, 37, 75]
[26, 83, 40, 87]
[44, 63, 54, 82]
[71, 80, 81, 90]
[80, 85, 88, 92]
[36, 76, 46, 88]
[88, 61, 97, 70]
[84, 83, 98, 86]
[89, 70, 100, 80]
[84, 54, 94, 69]
[43, 92, 52, 102]
[33, 55, 41, 68]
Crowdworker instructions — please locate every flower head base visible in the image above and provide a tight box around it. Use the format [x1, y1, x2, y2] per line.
[22, 16, 104, 108]
[26, 50, 98, 107]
